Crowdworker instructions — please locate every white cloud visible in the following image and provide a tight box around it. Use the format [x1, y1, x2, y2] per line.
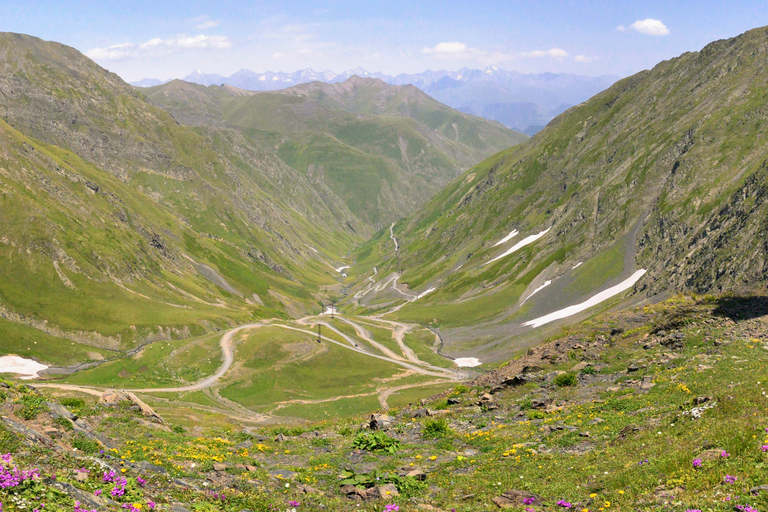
[176, 35, 231, 49]
[422, 41, 468, 55]
[421, 41, 488, 61]
[191, 15, 221, 29]
[86, 34, 232, 61]
[574, 54, 593, 63]
[620, 18, 670, 36]
[521, 47, 569, 59]
[197, 19, 220, 29]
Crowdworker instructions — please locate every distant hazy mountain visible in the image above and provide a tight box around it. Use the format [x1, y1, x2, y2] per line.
[130, 77, 169, 87]
[132, 66, 618, 134]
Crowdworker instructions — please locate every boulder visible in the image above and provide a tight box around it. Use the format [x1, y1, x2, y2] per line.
[369, 414, 394, 430]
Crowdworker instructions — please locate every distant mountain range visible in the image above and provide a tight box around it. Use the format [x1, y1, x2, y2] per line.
[132, 67, 618, 134]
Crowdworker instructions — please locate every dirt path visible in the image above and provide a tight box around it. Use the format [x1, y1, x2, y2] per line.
[335, 316, 406, 361]
[390, 223, 399, 252]
[367, 317, 421, 364]
[377, 379, 451, 410]
[35, 315, 463, 422]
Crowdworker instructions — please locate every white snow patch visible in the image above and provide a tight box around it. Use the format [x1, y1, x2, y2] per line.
[415, 287, 436, 300]
[307, 246, 319, 253]
[521, 280, 552, 305]
[0, 356, 48, 379]
[454, 357, 481, 367]
[335, 265, 351, 273]
[572, 262, 583, 269]
[493, 229, 519, 247]
[485, 227, 551, 266]
[322, 305, 338, 315]
[522, 269, 647, 328]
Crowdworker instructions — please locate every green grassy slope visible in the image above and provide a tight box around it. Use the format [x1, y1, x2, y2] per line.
[0, 33, 367, 362]
[345, 27, 768, 349]
[144, 77, 528, 228]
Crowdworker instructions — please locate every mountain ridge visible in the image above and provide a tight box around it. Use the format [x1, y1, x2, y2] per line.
[132, 66, 618, 134]
[143, 75, 528, 228]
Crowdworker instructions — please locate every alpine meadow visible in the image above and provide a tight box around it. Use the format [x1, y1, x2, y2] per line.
[0, 5, 767, 512]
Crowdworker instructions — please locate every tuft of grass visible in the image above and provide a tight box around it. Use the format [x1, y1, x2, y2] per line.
[422, 418, 451, 438]
[554, 372, 578, 387]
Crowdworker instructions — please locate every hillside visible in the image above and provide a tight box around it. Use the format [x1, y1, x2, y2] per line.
[1, 293, 767, 512]
[144, 77, 528, 228]
[0, 32, 366, 361]
[344, 26, 768, 363]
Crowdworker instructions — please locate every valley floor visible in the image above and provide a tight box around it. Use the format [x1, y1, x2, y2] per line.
[1, 293, 767, 511]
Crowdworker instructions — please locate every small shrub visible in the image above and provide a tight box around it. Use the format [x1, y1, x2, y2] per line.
[339, 426, 354, 437]
[72, 434, 100, 454]
[580, 366, 597, 375]
[0, 390, 6, 402]
[352, 432, 400, 453]
[17, 393, 47, 420]
[527, 411, 546, 420]
[53, 416, 73, 431]
[554, 372, 578, 387]
[432, 399, 449, 410]
[453, 384, 469, 394]
[519, 397, 533, 410]
[171, 425, 185, 434]
[0, 423, 19, 453]
[272, 426, 306, 437]
[422, 418, 451, 438]
[60, 398, 86, 409]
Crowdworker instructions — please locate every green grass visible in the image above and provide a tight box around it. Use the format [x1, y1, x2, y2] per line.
[566, 241, 626, 296]
[0, 317, 112, 366]
[402, 328, 455, 369]
[61, 333, 222, 388]
[219, 326, 402, 412]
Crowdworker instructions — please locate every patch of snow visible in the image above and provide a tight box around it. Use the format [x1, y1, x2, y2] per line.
[522, 269, 647, 328]
[307, 246, 319, 253]
[485, 227, 551, 266]
[493, 229, 519, 247]
[415, 287, 436, 300]
[521, 280, 552, 305]
[335, 265, 351, 273]
[259, 76, 266, 81]
[0, 356, 48, 379]
[454, 357, 481, 367]
[572, 262, 583, 269]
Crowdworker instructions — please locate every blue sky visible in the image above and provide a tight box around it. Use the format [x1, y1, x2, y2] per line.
[3, 0, 767, 81]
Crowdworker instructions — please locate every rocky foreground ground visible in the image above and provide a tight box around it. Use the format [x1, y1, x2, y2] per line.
[1, 293, 768, 512]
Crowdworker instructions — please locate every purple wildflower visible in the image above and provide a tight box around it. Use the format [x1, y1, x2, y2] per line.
[523, 497, 536, 505]
[692, 458, 702, 468]
[557, 500, 573, 508]
[761, 445, 768, 452]
[288, 501, 300, 507]
[721, 451, 730, 458]
[384, 505, 400, 512]
[724, 475, 737, 484]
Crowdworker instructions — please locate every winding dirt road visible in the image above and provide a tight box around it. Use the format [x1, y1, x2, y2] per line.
[38, 316, 462, 403]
